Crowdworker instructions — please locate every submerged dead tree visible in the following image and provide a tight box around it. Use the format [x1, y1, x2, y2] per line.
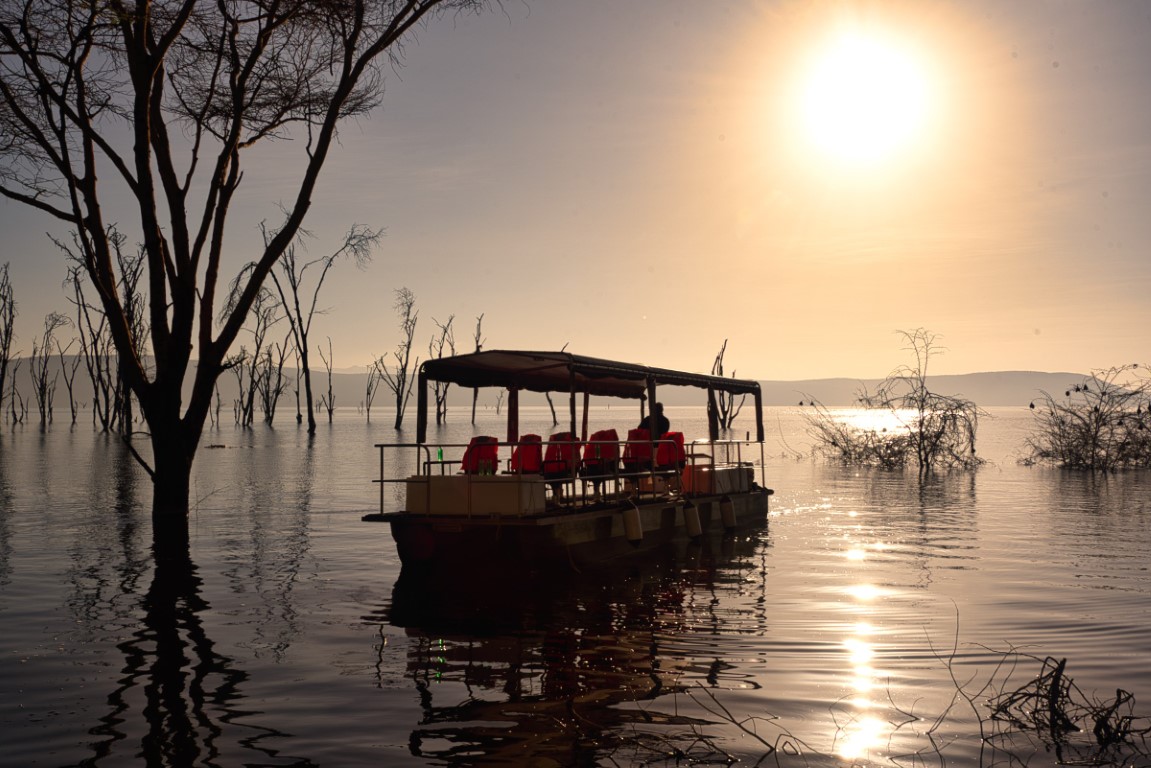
[6, 358, 24, 423]
[377, 287, 419, 430]
[28, 312, 68, 425]
[364, 362, 383, 421]
[1023, 364, 1151, 470]
[808, 328, 984, 474]
[984, 654, 1151, 766]
[317, 337, 335, 423]
[269, 225, 380, 435]
[55, 334, 82, 424]
[429, 315, 455, 424]
[0, 0, 488, 525]
[711, 339, 747, 431]
[223, 348, 253, 426]
[68, 265, 117, 430]
[255, 338, 291, 425]
[65, 241, 147, 433]
[221, 285, 281, 426]
[0, 263, 14, 419]
[470, 313, 485, 425]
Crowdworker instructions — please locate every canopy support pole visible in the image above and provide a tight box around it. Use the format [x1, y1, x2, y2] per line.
[416, 368, 428, 445]
[568, 370, 578, 440]
[581, 391, 590, 442]
[507, 387, 520, 445]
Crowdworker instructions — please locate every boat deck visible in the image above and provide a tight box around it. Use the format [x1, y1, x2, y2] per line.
[368, 437, 764, 517]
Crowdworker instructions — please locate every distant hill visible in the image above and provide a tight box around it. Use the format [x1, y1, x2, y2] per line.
[760, 371, 1086, 407]
[4, 358, 1085, 411]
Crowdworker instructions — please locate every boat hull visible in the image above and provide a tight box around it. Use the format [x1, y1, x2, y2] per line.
[375, 489, 770, 572]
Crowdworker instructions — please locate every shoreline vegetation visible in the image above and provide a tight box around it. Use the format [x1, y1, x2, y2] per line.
[0, 354, 1089, 410]
[800, 333, 1151, 473]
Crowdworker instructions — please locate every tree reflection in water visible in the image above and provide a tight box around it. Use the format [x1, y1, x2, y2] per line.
[0, 441, 11, 592]
[69, 447, 319, 768]
[81, 531, 321, 768]
[372, 533, 777, 765]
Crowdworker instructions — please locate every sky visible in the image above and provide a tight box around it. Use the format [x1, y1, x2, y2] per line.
[2, 0, 1150, 381]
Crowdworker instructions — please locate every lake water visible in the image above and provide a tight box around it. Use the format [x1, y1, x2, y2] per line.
[1, 406, 1149, 767]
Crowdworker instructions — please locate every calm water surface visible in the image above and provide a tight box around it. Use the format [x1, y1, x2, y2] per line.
[1, 406, 1149, 767]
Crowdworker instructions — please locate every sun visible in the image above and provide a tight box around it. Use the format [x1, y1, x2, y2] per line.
[797, 28, 934, 168]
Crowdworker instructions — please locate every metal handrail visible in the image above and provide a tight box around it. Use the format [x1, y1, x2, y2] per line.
[374, 437, 767, 515]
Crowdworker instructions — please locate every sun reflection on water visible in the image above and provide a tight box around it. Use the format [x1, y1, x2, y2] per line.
[836, 607, 888, 759]
[835, 407, 917, 435]
[833, 536, 900, 762]
[845, 583, 885, 602]
[837, 714, 888, 761]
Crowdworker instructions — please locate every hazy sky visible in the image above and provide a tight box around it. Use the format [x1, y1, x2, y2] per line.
[2, 0, 1150, 380]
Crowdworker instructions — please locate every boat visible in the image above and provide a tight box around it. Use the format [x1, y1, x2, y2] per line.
[363, 349, 772, 570]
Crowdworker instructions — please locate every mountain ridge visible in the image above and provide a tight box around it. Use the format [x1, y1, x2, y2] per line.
[2, 358, 1087, 410]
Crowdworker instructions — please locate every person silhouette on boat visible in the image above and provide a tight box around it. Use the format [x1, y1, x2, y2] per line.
[639, 402, 670, 436]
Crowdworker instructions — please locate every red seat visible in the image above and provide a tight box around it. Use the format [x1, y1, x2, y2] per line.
[581, 429, 620, 476]
[656, 431, 686, 470]
[622, 428, 652, 472]
[511, 434, 543, 474]
[543, 432, 578, 477]
[461, 435, 499, 474]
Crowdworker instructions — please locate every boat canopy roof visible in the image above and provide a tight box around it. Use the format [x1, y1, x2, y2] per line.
[416, 350, 765, 445]
[419, 350, 761, 400]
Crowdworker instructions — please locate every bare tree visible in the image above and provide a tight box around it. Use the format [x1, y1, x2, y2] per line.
[317, 337, 335, 423]
[543, 340, 568, 427]
[111, 237, 148, 433]
[807, 329, 985, 474]
[711, 339, 747, 431]
[471, 313, 485, 425]
[269, 225, 381, 434]
[0, 0, 488, 527]
[28, 312, 68, 425]
[224, 348, 254, 426]
[66, 259, 141, 433]
[429, 315, 455, 424]
[54, 334, 82, 424]
[255, 337, 292, 425]
[364, 363, 383, 422]
[869, 329, 984, 474]
[212, 383, 222, 429]
[291, 345, 304, 425]
[0, 263, 14, 420]
[545, 392, 559, 427]
[7, 358, 25, 424]
[1024, 364, 1151, 471]
[377, 287, 419, 430]
[68, 266, 114, 429]
[221, 284, 282, 426]
[64, 232, 152, 433]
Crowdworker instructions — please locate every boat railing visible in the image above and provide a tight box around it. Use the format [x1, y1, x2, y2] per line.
[373, 436, 766, 516]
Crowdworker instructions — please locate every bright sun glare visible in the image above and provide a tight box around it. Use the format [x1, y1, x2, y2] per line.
[798, 28, 933, 168]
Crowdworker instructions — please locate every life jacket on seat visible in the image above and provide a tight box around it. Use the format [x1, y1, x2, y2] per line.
[510, 434, 543, 474]
[461, 435, 499, 474]
[542, 432, 578, 478]
[581, 429, 619, 477]
[656, 431, 686, 470]
[621, 428, 652, 472]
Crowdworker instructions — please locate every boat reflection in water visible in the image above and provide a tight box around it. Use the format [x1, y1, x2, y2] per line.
[372, 529, 774, 766]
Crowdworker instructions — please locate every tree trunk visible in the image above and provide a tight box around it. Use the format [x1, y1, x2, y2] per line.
[300, 347, 316, 435]
[149, 427, 196, 518]
[141, 383, 206, 523]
